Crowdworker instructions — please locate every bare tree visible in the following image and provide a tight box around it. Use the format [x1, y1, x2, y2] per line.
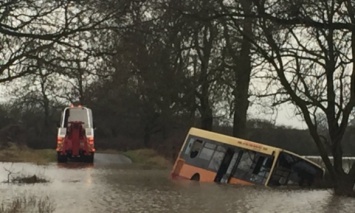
[0, 0, 116, 83]
[249, 0, 355, 195]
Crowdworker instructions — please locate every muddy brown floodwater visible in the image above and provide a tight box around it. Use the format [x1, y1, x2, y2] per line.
[1, 154, 355, 213]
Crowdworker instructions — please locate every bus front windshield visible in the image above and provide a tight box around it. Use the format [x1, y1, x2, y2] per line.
[268, 152, 323, 187]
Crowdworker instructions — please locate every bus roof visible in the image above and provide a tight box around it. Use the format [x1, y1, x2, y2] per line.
[188, 127, 282, 155]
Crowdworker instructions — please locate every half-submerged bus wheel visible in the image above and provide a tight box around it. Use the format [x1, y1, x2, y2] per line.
[57, 152, 67, 163]
[191, 173, 200, 181]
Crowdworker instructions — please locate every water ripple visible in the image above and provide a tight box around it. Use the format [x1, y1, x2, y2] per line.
[0, 162, 354, 213]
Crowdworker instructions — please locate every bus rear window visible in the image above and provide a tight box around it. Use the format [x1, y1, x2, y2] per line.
[268, 152, 322, 187]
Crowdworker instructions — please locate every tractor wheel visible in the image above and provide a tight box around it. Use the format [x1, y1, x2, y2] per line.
[57, 152, 67, 163]
[85, 153, 94, 163]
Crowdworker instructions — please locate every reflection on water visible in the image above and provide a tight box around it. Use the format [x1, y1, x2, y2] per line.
[0, 162, 354, 213]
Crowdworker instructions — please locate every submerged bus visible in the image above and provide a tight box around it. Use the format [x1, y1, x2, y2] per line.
[171, 128, 324, 187]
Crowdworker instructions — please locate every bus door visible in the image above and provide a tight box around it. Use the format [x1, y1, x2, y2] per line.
[214, 148, 236, 183]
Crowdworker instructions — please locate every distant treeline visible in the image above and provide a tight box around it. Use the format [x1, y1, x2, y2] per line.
[0, 104, 354, 158]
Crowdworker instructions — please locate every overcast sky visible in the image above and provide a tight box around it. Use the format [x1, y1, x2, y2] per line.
[248, 102, 307, 129]
[275, 105, 307, 129]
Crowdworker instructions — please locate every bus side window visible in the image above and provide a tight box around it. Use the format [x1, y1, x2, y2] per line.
[253, 156, 265, 175]
[250, 155, 274, 184]
[233, 150, 255, 180]
[190, 139, 203, 158]
[208, 148, 226, 171]
[198, 144, 215, 161]
[184, 138, 194, 155]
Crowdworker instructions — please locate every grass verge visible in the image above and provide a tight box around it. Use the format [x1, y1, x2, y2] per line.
[0, 143, 55, 164]
[0, 195, 55, 213]
[0, 144, 172, 169]
[122, 149, 172, 169]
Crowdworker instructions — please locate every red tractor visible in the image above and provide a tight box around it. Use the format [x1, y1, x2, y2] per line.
[56, 105, 95, 163]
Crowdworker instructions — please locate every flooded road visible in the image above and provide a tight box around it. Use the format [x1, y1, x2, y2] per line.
[94, 152, 132, 165]
[0, 155, 355, 213]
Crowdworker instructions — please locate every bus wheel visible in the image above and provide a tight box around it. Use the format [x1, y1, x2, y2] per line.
[85, 153, 94, 163]
[191, 174, 200, 181]
[57, 153, 67, 163]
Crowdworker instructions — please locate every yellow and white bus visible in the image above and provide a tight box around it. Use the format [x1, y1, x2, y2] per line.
[171, 128, 324, 187]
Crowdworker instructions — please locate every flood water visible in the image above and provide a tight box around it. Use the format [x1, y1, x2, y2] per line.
[1, 160, 355, 213]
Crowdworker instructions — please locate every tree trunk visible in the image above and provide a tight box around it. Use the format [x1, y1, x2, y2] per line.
[332, 140, 344, 174]
[232, 60, 251, 138]
[232, 91, 249, 138]
[195, 23, 214, 131]
[43, 97, 49, 127]
[143, 125, 151, 148]
[334, 174, 355, 196]
[200, 106, 213, 130]
[232, 0, 252, 138]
